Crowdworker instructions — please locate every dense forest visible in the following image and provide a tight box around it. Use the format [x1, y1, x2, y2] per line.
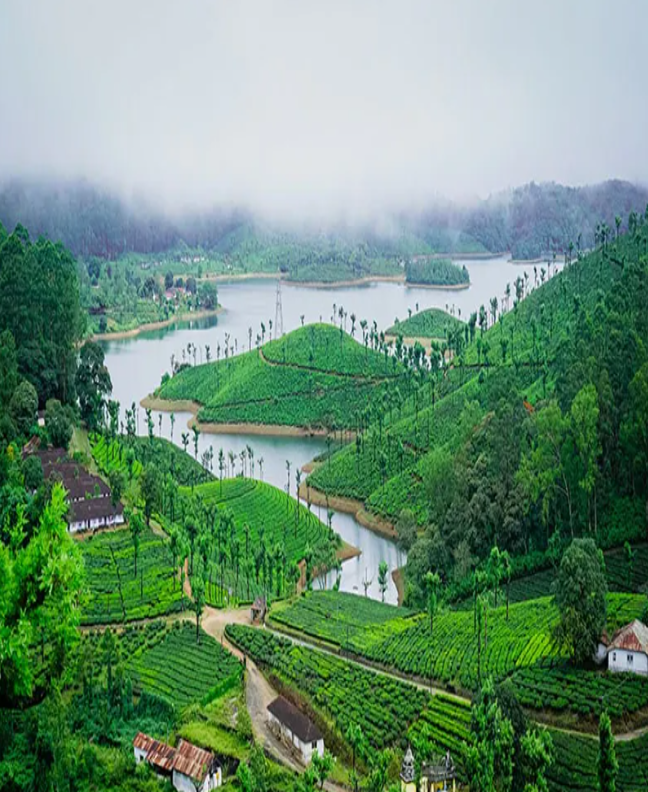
[1, 178, 646, 262]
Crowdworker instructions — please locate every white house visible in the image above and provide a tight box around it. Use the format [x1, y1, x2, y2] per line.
[267, 696, 324, 764]
[607, 620, 648, 675]
[133, 732, 222, 791]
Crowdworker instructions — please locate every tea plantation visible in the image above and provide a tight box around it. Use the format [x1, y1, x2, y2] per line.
[155, 324, 405, 430]
[269, 591, 645, 695]
[386, 307, 464, 339]
[126, 621, 242, 708]
[79, 526, 183, 625]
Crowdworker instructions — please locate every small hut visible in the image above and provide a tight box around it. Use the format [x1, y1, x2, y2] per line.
[420, 751, 456, 792]
[251, 596, 267, 624]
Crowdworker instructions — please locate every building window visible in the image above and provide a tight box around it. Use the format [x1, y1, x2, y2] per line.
[612, 652, 617, 662]
[312, 742, 317, 749]
[628, 654, 634, 665]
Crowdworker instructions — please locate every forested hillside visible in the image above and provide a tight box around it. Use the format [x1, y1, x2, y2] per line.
[309, 210, 648, 603]
[2, 178, 646, 263]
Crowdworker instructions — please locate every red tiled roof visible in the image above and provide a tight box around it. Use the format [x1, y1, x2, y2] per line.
[609, 620, 648, 654]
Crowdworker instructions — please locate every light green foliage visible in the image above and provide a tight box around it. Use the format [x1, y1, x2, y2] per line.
[126, 621, 242, 707]
[0, 483, 84, 705]
[387, 307, 464, 339]
[464, 678, 514, 792]
[169, 478, 331, 603]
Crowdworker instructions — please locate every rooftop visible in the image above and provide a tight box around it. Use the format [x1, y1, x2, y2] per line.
[267, 696, 322, 743]
[609, 620, 648, 654]
[133, 733, 218, 783]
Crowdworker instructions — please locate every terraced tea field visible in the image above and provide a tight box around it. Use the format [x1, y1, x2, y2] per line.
[386, 307, 464, 340]
[155, 324, 404, 430]
[79, 526, 183, 625]
[177, 478, 332, 603]
[126, 622, 242, 707]
[269, 591, 645, 693]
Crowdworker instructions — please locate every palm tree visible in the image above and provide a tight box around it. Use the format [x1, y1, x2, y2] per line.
[258, 456, 264, 481]
[228, 450, 235, 478]
[181, 432, 189, 455]
[170, 412, 175, 440]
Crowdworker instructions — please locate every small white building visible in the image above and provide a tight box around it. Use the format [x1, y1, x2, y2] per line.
[607, 620, 648, 675]
[133, 732, 222, 791]
[267, 696, 324, 764]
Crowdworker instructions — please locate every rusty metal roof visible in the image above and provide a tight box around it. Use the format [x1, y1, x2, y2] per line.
[133, 733, 217, 783]
[174, 739, 215, 782]
[610, 620, 648, 654]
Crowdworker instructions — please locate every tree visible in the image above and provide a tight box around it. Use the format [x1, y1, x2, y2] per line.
[76, 341, 112, 431]
[9, 380, 38, 435]
[0, 483, 84, 705]
[45, 398, 73, 449]
[570, 384, 601, 531]
[519, 727, 554, 792]
[191, 557, 206, 642]
[597, 710, 618, 792]
[464, 677, 514, 792]
[396, 508, 418, 552]
[127, 510, 145, 577]
[312, 750, 334, 790]
[108, 468, 126, 523]
[377, 560, 389, 602]
[424, 571, 441, 634]
[554, 538, 607, 664]
[140, 464, 162, 526]
[345, 722, 366, 792]
[0, 329, 18, 407]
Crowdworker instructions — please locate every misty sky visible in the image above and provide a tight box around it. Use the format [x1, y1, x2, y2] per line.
[1, 0, 647, 220]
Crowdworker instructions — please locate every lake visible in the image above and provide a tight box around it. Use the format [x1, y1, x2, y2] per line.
[101, 256, 533, 603]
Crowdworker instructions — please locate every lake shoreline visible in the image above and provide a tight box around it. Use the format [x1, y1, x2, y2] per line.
[92, 307, 223, 341]
[140, 394, 330, 438]
[298, 481, 397, 540]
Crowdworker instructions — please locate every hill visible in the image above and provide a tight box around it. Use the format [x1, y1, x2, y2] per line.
[386, 307, 464, 340]
[152, 323, 407, 431]
[404, 258, 470, 287]
[308, 217, 648, 603]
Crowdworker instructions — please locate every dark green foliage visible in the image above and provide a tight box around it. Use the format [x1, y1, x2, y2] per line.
[0, 225, 83, 405]
[554, 539, 607, 665]
[76, 341, 112, 431]
[45, 398, 74, 449]
[405, 258, 469, 286]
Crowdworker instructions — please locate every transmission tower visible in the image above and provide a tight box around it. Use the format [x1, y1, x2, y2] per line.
[274, 276, 284, 338]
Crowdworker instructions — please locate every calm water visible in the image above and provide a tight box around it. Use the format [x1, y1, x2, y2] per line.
[101, 256, 532, 604]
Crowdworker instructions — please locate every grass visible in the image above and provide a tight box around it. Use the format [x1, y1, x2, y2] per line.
[126, 621, 242, 708]
[155, 324, 404, 430]
[79, 526, 183, 625]
[386, 307, 464, 339]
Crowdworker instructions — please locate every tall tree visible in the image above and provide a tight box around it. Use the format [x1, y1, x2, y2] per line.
[597, 710, 618, 792]
[76, 341, 112, 431]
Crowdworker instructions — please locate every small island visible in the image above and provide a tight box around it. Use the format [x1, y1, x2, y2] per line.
[404, 257, 470, 288]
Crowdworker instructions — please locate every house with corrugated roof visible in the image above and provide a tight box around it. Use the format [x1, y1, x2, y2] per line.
[607, 620, 648, 675]
[267, 696, 324, 764]
[133, 732, 222, 790]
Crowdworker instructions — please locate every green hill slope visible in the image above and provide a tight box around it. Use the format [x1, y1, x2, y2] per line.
[155, 323, 406, 430]
[386, 307, 464, 339]
[308, 221, 648, 602]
